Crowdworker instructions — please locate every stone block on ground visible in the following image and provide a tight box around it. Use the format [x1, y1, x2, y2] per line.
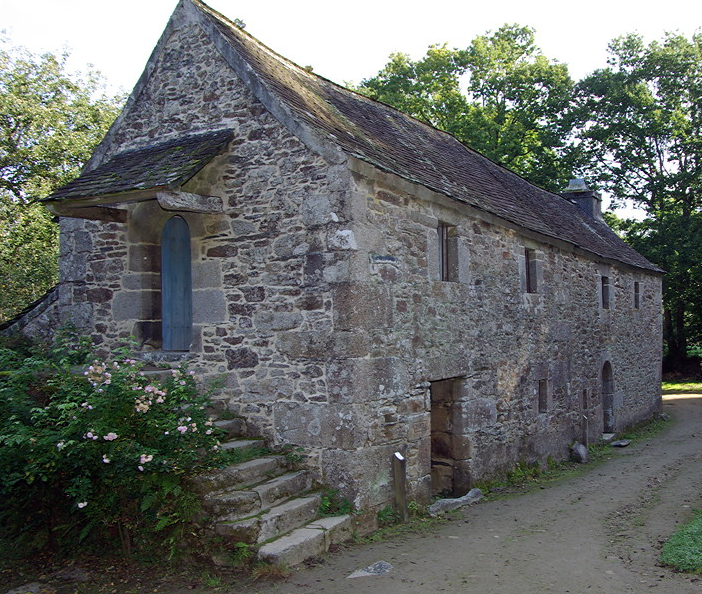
[570, 441, 589, 464]
[428, 488, 483, 516]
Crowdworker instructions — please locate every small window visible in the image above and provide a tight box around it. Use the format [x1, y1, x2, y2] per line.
[438, 222, 458, 282]
[525, 248, 537, 293]
[634, 281, 640, 309]
[601, 276, 610, 309]
[581, 389, 588, 410]
[538, 379, 548, 413]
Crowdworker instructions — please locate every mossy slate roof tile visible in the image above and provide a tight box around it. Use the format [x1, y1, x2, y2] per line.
[196, 1, 659, 272]
[45, 129, 233, 202]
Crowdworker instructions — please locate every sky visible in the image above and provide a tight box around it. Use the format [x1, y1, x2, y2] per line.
[3, 0, 701, 94]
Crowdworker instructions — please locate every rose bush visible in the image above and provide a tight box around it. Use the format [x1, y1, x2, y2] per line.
[0, 329, 227, 558]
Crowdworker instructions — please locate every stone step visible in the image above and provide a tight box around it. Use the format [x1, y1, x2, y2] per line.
[257, 515, 353, 567]
[215, 494, 321, 544]
[203, 470, 313, 521]
[220, 438, 264, 453]
[214, 417, 248, 438]
[254, 470, 313, 511]
[190, 455, 287, 495]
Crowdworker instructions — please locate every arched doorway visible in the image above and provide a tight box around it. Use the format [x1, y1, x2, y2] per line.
[602, 361, 614, 433]
[161, 216, 192, 351]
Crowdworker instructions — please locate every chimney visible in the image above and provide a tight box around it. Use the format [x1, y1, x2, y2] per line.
[562, 179, 603, 220]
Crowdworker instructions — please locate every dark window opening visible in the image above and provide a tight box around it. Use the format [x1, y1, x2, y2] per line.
[438, 222, 458, 282]
[601, 276, 610, 309]
[161, 216, 192, 351]
[634, 281, 640, 309]
[525, 248, 537, 293]
[538, 379, 548, 413]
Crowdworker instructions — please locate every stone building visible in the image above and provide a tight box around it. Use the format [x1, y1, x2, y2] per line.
[30, 0, 661, 509]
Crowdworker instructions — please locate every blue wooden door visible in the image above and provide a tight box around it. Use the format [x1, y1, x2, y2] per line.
[161, 216, 192, 351]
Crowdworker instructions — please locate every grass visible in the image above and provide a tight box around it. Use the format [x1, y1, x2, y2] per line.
[662, 380, 702, 395]
[661, 510, 702, 573]
[618, 414, 671, 441]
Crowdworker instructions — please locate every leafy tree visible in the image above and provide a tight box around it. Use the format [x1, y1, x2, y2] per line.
[573, 32, 702, 369]
[356, 25, 575, 190]
[0, 45, 123, 321]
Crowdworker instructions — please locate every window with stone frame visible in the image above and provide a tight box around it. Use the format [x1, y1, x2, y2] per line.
[601, 275, 611, 309]
[525, 248, 538, 293]
[538, 379, 548, 413]
[438, 222, 458, 282]
[634, 281, 640, 309]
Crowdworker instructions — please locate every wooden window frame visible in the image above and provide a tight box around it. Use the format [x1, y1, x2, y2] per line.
[525, 248, 537, 293]
[601, 275, 610, 309]
[438, 222, 458, 282]
[538, 379, 548, 413]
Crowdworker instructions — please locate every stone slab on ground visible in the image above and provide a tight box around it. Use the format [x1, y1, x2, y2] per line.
[428, 488, 483, 516]
[5, 584, 56, 594]
[347, 560, 394, 578]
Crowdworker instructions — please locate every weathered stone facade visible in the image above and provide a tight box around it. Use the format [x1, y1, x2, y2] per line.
[34, 0, 662, 512]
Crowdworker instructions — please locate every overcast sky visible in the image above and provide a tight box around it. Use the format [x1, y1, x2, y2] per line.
[3, 0, 701, 94]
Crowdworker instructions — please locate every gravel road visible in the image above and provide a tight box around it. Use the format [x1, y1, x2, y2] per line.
[253, 393, 702, 594]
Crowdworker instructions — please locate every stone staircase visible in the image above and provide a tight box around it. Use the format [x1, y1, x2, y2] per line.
[189, 419, 353, 567]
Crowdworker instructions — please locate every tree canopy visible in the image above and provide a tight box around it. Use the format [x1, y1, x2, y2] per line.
[358, 26, 702, 370]
[0, 46, 123, 321]
[573, 32, 702, 367]
[357, 25, 574, 191]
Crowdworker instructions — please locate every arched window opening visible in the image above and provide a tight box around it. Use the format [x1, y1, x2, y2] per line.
[161, 216, 192, 351]
[602, 361, 614, 433]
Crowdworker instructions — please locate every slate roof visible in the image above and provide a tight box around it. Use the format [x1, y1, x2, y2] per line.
[45, 129, 233, 202]
[44, 0, 659, 273]
[194, 1, 660, 273]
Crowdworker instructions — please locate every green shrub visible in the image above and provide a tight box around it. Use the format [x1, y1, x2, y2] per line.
[318, 488, 353, 517]
[0, 330, 226, 558]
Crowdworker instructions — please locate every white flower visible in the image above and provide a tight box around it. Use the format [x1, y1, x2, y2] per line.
[56, 442, 65, 450]
[103, 432, 118, 441]
[77, 501, 87, 509]
[102, 455, 111, 464]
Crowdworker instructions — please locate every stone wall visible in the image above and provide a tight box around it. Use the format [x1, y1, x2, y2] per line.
[54, 16, 361, 500]
[331, 158, 663, 503]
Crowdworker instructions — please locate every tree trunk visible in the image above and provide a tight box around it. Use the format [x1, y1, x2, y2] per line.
[664, 302, 688, 372]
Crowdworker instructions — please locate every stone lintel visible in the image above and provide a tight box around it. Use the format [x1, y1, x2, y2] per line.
[46, 203, 128, 223]
[156, 190, 223, 213]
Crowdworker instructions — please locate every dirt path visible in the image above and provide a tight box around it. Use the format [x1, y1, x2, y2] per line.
[252, 394, 702, 594]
